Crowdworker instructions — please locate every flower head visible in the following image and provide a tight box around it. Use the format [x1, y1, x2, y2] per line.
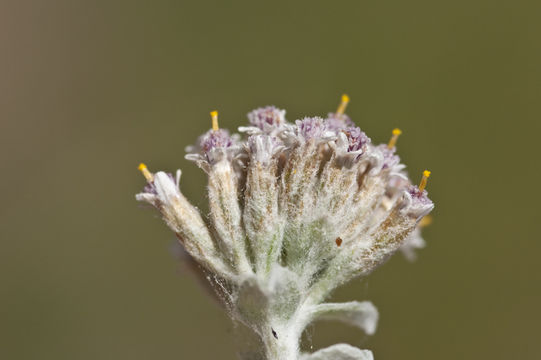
[248, 106, 286, 129]
[240, 106, 287, 135]
[185, 111, 244, 172]
[200, 128, 233, 152]
[402, 171, 434, 218]
[136, 95, 435, 360]
[343, 126, 370, 152]
[325, 94, 355, 131]
[280, 117, 335, 147]
[296, 116, 328, 140]
[325, 113, 355, 131]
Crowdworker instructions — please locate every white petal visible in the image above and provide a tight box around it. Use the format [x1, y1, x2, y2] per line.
[238, 125, 263, 135]
[307, 301, 379, 335]
[301, 344, 374, 360]
[135, 193, 157, 204]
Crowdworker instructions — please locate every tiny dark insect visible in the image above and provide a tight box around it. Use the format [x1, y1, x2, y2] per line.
[335, 237, 343, 247]
[272, 328, 278, 339]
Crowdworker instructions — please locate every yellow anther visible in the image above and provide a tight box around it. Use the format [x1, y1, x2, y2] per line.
[336, 94, 350, 115]
[418, 170, 431, 192]
[419, 214, 433, 227]
[138, 163, 154, 182]
[210, 110, 219, 131]
[387, 128, 402, 149]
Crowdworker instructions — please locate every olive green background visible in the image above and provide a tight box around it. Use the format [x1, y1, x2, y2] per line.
[1, 1, 540, 359]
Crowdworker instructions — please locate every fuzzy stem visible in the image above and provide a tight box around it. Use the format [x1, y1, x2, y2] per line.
[260, 318, 304, 360]
[237, 311, 307, 360]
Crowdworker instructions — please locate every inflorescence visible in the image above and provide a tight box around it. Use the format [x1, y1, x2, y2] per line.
[136, 95, 434, 360]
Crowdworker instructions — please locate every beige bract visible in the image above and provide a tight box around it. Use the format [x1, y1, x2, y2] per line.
[136, 96, 434, 360]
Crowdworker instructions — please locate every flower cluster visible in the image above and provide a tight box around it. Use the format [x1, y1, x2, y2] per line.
[136, 95, 434, 360]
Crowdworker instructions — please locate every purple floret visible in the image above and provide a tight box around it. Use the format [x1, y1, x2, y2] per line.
[325, 113, 355, 131]
[200, 129, 233, 153]
[343, 127, 370, 152]
[296, 117, 327, 140]
[247, 106, 285, 130]
[407, 185, 432, 204]
[378, 144, 401, 170]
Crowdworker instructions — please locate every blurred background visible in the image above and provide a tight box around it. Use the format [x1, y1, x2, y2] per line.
[1, 1, 540, 359]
